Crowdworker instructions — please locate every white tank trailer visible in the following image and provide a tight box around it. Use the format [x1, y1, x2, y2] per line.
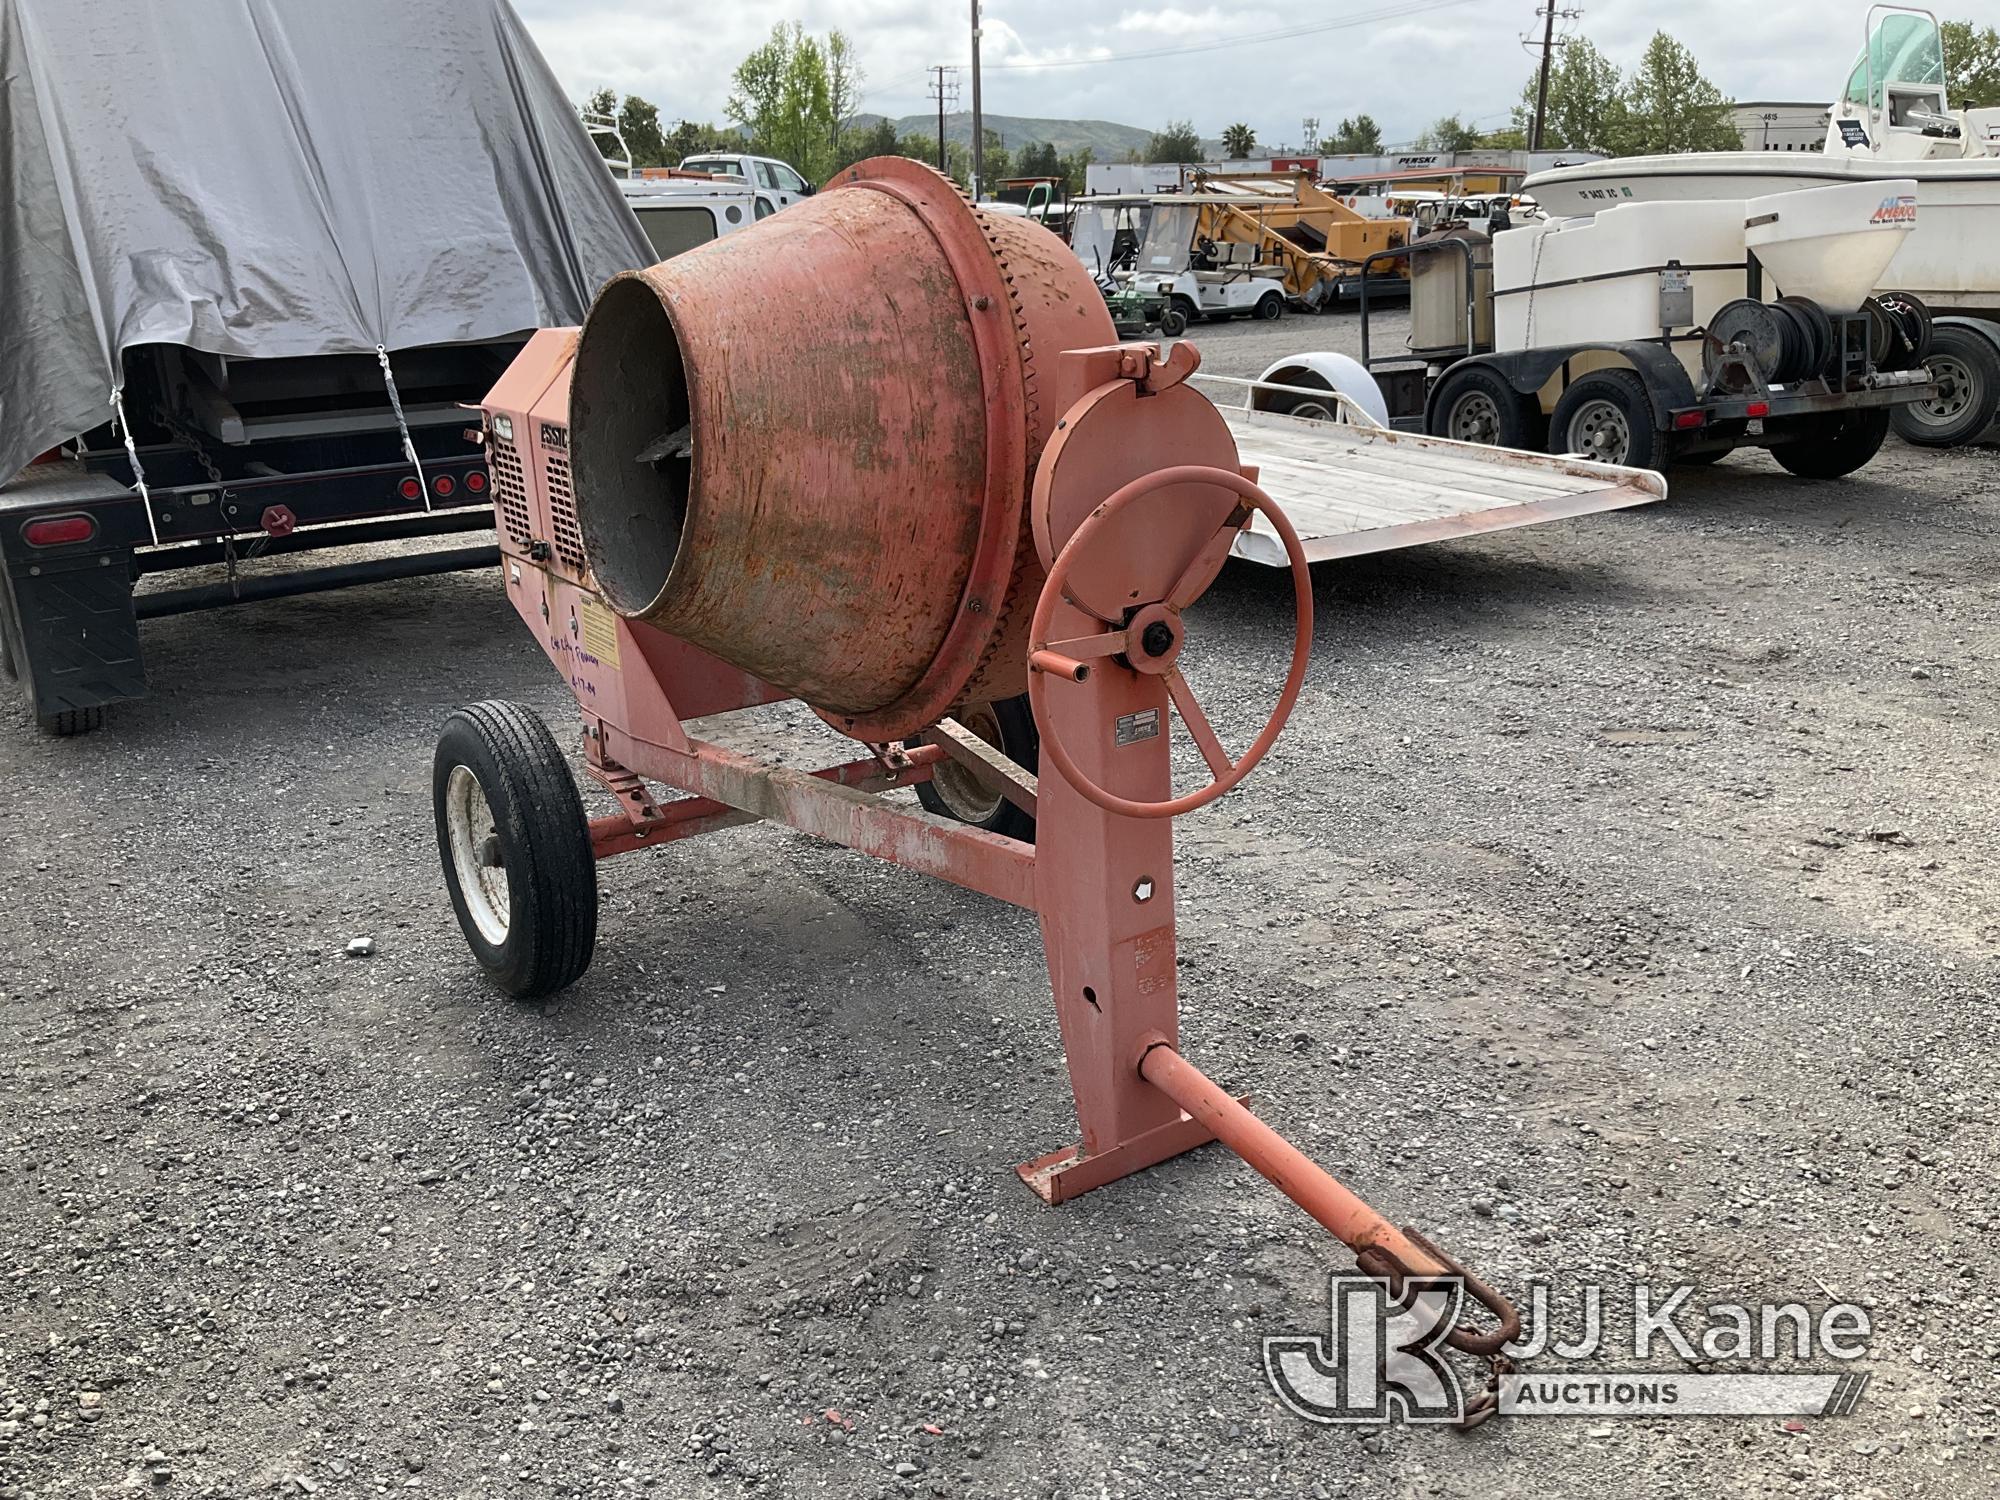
[1321, 179, 1938, 475]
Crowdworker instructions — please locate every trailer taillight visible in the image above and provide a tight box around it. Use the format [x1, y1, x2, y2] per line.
[432, 474, 457, 499]
[1746, 401, 1770, 419]
[1672, 411, 1705, 431]
[22, 514, 95, 546]
[399, 477, 423, 501]
[464, 469, 488, 494]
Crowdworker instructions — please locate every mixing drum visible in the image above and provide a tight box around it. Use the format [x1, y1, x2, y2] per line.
[567, 156, 1115, 741]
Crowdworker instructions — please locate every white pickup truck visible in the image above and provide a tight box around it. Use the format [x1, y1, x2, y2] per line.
[679, 153, 814, 217]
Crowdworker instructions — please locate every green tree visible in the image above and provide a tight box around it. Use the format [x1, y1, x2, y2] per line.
[725, 22, 863, 181]
[1059, 146, 1094, 196]
[1220, 122, 1257, 157]
[1414, 115, 1481, 151]
[838, 116, 900, 171]
[982, 128, 1013, 186]
[899, 129, 968, 184]
[1319, 114, 1383, 154]
[1614, 32, 1737, 153]
[1943, 18, 2000, 107]
[1016, 140, 1062, 180]
[616, 94, 668, 168]
[1147, 119, 1204, 162]
[1513, 36, 1627, 152]
[665, 118, 733, 163]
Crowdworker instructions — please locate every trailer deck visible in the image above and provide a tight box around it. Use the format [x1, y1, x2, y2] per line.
[1213, 402, 1668, 566]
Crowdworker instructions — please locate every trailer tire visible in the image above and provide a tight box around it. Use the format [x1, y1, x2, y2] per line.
[1431, 366, 1533, 448]
[1770, 407, 1891, 480]
[1891, 325, 1999, 447]
[913, 696, 1038, 843]
[1158, 305, 1189, 338]
[1255, 290, 1285, 321]
[40, 706, 103, 737]
[434, 700, 597, 1001]
[1549, 369, 1664, 470]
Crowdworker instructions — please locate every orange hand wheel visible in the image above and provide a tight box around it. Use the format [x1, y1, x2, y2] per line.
[1027, 464, 1313, 819]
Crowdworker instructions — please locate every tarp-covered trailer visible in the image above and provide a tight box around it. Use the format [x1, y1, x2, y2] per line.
[0, 0, 653, 734]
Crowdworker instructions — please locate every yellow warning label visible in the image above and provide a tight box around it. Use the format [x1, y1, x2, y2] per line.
[578, 595, 621, 669]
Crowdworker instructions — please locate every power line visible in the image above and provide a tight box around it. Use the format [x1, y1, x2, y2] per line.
[927, 66, 960, 171]
[981, 0, 1476, 72]
[1527, 2, 1583, 150]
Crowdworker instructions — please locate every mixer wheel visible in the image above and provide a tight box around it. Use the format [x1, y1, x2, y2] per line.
[434, 701, 598, 1000]
[914, 696, 1038, 842]
[1770, 407, 1891, 480]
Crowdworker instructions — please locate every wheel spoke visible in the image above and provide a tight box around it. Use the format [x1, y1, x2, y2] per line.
[1042, 628, 1131, 660]
[1166, 506, 1251, 610]
[1166, 668, 1232, 778]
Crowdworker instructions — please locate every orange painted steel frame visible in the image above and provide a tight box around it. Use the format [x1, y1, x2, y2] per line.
[483, 326, 1519, 1364]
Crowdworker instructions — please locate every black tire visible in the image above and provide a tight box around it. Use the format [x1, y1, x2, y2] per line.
[40, 705, 103, 736]
[433, 700, 597, 1000]
[1170, 297, 1199, 333]
[1255, 290, 1284, 321]
[1770, 407, 1892, 480]
[1158, 305, 1188, 338]
[1429, 365, 1533, 448]
[913, 696, 1038, 843]
[1548, 369, 1665, 469]
[1890, 324, 2000, 447]
[0, 597, 17, 681]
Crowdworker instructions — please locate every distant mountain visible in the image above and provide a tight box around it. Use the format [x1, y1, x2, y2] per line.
[849, 111, 1218, 162]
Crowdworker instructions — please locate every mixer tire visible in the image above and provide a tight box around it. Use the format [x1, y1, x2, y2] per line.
[434, 701, 598, 1001]
[1770, 407, 1891, 480]
[913, 696, 1038, 843]
[1891, 325, 1999, 447]
[1549, 369, 1664, 470]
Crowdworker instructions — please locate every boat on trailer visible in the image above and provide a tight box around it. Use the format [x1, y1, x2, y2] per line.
[1524, 7, 1998, 319]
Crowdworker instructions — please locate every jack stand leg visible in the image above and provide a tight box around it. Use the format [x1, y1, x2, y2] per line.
[1017, 655, 1222, 1203]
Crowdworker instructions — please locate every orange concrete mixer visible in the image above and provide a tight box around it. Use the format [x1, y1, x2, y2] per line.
[567, 156, 1109, 739]
[437, 158, 1524, 1420]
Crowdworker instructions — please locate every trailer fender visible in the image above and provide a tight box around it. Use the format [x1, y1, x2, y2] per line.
[1436, 344, 1699, 432]
[1251, 352, 1391, 427]
[1931, 314, 2000, 357]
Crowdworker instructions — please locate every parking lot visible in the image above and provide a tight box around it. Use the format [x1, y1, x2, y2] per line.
[3, 311, 1997, 1498]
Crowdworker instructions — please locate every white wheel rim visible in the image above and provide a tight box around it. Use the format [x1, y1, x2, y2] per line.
[1915, 354, 1973, 423]
[445, 764, 510, 946]
[1449, 390, 1501, 444]
[1571, 399, 1631, 463]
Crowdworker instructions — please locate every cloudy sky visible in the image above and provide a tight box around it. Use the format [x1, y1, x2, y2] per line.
[516, 0, 1870, 147]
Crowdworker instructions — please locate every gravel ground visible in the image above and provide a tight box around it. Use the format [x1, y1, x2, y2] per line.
[3, 309, 1997, 1500]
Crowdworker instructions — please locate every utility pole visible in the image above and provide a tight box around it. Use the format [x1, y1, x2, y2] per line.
[1528, 4, 1581, 152]
[970, 0, 985, 200]
[1530, 3, 1556, 151]
[928, 66, 959, 172]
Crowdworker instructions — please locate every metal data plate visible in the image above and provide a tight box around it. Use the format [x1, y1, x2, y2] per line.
[1115, 708, 1161, 745]
[1659, 266, 1695, 329]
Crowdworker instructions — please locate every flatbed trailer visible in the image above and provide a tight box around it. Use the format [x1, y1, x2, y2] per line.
[1195, 374, 1668, 565]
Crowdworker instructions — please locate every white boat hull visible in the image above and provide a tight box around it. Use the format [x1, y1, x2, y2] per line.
[1524, 153, 2000, 315]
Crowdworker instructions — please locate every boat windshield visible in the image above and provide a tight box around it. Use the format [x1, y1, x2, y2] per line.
[1135, 203, 1202, 273]
[1842, 10, 1945, 110]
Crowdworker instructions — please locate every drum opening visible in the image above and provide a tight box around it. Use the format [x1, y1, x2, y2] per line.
[569, 276, 692, 616]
